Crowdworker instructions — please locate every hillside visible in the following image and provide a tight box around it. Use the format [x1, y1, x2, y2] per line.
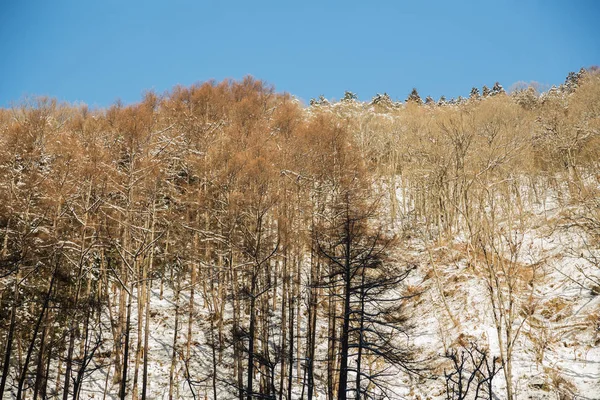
[1, 70, 599, 400]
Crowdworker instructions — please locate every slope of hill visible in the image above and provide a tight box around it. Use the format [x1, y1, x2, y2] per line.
[1, 70, 599, 399]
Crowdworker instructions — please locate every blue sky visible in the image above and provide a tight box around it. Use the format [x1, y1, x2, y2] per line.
[1, 0, 599, 107]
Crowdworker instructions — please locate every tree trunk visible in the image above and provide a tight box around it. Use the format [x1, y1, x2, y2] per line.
[16, 267, 55, 400]
[132, 257, 143, 400]
[355, 270, 366, 400]
[211, 315, 218, 400]
[278, 259, 287, 400]
[246, 273, 257, 400]
[32, 320, 48, 400]
[337, 213, 352, 400]
[287, 293, 294, 400]
[120, 287, 133, 400]
[0, 271, 20, 400]
[72, 298, 94, 400]
[168, 284, 180, 400]
[141, 278, 151, 400]
[327, 278, 337, 400]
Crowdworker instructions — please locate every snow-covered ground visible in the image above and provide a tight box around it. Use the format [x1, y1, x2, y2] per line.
[13, 184, 597, 400]
[389, 188, 600, 399]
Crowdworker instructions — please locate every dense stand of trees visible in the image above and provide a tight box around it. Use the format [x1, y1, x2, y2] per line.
[327, 69, 600, 399]
[0, 70, 599, 399]
[0, 79, 417, 400]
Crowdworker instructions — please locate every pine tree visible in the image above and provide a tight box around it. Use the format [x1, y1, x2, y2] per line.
[564, 68, 587, 93]
[370, 92, 393, 106]
[406, 88, 422, 105]
[310, 95, 329, 106]
[342, 91, 358, 102]
[470, 87, 480, 100]
[491, 82, 505, 96]
[482, 85, 491, 97]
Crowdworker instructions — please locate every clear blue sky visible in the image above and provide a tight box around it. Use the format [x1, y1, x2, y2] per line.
[1, 0, 599, 107]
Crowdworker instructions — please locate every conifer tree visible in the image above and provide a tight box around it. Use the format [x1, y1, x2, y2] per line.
[342, 91, 358, 102]
[482, 85, 491, 97]
[371, 92, 393, 106]
[491, 82, 505, 96]
[406, 88, 422, 104]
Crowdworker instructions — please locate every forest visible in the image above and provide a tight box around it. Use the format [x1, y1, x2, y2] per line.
[0, 69, 599, 400]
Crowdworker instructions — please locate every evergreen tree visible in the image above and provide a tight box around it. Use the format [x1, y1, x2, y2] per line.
[310, 95, 329, 106]
[406, 88, 422, 105]
[342, 91, 358, 102]
[565, 71, 578, 92]
[564, 68, 587, 93]
[470, 87, 480, 100]
[425, 95, 435, 105]
[491, 82, 505, 96]
[482, 85, 491, 97]
[370, 92, 393, 106]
